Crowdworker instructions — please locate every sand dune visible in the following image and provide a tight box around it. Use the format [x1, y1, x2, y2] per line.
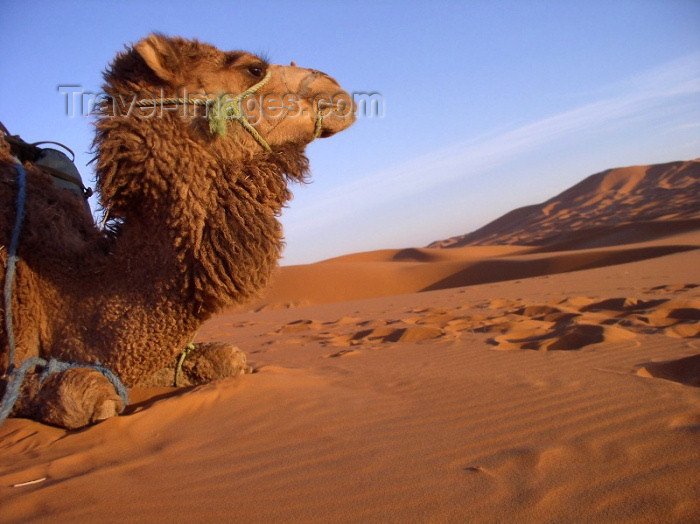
[1, 249, 698, 522]
[255, 159, 700, 309]
[429, 159, 700, 248]
[1, 159, 699, 522]
[255, 227, 699, 308]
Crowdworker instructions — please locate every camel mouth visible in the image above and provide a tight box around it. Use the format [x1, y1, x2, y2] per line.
[319, 129, 337, 139]
[317, 114, 354, 139]
[314, 96, 356, 139]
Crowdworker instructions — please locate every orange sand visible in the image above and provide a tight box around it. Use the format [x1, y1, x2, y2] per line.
[1, 162, 699, 522]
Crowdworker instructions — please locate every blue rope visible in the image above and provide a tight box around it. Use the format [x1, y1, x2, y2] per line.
[36, 358, 129, 407]
[0, 357, 129, 425]
[3, 159, 26, 375]
[0, 160, 129, 426]
[0, 357, 45, 424]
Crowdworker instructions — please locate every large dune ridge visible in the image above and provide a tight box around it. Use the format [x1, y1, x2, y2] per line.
[1, 159, 699, 522]
[429, 158, 700, 248]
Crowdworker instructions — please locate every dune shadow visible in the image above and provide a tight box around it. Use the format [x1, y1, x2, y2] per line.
[421, 245, 698, 292]
[580, 297, 670, 312]
[525, 219, 700, 253]
[392, 248, 435, 262]
[638, 354, 700, 387]
[123, 387, 196, 415]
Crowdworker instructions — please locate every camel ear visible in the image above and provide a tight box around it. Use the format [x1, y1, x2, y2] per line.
[135, 34, 179, 82]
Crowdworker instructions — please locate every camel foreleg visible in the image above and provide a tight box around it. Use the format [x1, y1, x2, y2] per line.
[7, 367, 124, 429]
[137, 342, 251, 387]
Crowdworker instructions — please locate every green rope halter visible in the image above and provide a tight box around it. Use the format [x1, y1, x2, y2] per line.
[133, 71, 325, 152]
[174, 341, 195, 387]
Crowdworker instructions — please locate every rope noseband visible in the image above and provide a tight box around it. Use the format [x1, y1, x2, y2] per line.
[133, 71, 325, 152]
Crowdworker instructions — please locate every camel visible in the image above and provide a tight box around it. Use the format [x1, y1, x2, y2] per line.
[0, 34, 355, 428]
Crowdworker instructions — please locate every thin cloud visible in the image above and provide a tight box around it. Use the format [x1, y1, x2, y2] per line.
[674, 122, 700, 130]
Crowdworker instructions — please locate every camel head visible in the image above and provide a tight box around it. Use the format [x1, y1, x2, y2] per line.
[103, 34, 355, 153]
[93, 34, 356, 310]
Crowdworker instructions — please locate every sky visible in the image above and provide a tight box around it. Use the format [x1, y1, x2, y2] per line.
[1, 0, 699, 265]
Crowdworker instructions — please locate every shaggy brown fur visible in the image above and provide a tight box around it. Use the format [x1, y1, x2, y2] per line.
[0, 34, 354, 428]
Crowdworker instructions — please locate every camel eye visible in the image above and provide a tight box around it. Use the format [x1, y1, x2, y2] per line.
[248, 65, 264, 78]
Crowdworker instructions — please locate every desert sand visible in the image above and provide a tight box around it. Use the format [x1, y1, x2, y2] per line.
[1, 161, 698, 523]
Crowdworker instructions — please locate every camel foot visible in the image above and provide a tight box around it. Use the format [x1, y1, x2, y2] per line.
[138, 342, 251, 387]
[22, 368, 124, 429]
[178, 342, 251, 386]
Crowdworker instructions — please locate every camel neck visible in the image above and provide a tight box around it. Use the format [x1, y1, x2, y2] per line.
[93, 115, 308, 317]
